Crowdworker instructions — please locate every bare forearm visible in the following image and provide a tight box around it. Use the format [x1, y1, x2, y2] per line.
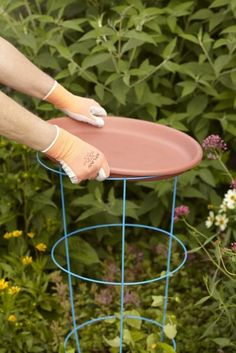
[0, 36, 54, 99]
[0, 91, 56, 150]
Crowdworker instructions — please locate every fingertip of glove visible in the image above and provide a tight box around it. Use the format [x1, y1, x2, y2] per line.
[96, 168, 107, 181]
[93, 116, 105, 127]
[90, 106, 107, 117]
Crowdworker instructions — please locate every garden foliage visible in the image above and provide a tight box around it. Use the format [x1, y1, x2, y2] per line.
[0, 0, 235, 352]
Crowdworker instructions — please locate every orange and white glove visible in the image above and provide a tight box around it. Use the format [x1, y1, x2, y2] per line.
[42, 126, 110, 183]
[43, 81, 107, 128]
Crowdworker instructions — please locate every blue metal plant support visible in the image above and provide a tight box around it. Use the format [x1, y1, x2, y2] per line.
[37, 154, 188, 353]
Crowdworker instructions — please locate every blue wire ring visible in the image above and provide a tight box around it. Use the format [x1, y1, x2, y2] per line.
[64, 315, 177, 350]
[51, 223, 188, 286]
[36, 152, 160, 181]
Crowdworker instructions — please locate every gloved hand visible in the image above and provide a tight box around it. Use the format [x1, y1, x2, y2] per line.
[43, 81, 107, 127]
[42, 125, 110, 183]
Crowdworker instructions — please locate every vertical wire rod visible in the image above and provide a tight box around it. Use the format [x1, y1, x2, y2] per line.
[161, 176, 178, 341]
[59, 172, 81, 353]
[119, 178, 127, 353]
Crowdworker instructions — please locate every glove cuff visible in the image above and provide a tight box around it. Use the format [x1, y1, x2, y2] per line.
[41, 125, 60, 153]
[42, 81, 73, 109]
[42, 80, 58, 100]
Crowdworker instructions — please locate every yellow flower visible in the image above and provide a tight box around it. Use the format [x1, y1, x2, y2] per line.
[27, 232, 35, 238]
[8, 286, 21, 295]
[8, 314, 17, 322]
[35, 243, 47, 252]
[3, 232, 13, 239]
[0, 278, 9, 290]
[21, 256, 33, 266]
[12, 230, 22, 238]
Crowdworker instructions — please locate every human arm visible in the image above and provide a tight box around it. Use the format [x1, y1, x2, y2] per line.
[0, 36, 106, 127]
[0, 91, 110, 182]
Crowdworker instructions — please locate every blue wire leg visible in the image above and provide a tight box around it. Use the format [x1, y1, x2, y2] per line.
[161, 176, 178, 341]
[59, 172, 81, 353]
[119, 178, 127, 353]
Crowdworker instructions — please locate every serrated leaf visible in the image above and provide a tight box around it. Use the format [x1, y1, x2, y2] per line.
[151, 295, 164, 307]
[164, 323, 177, 339]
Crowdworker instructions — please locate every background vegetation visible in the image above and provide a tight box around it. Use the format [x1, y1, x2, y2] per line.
[0, 0, 235, 352]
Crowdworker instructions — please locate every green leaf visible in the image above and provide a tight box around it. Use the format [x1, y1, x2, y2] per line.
[125, 310, 142, 329]
[210, 0, 230, 8]
[61, 19, 85, 32]
[179, 81, 197, 97]
[190, 9, 213, 20]
[111, 79, 129, 105]
[211, 338, 232, 347]
[123, 329, 134, 346]
[124, 30, 156, 45]
[18, 33, 37, 53]
[195, 296, 210, 305]
[162, 38, 177, 58]
[81, 53, 111, 69]
[147, 333, 158, 351]
[69, 237, 99, 265]
[198, 169, 216, 187]
[151, 295, 164, 307]
[77, 207, 103, 221]
[53, 44, 73, 60]
[157, 342, 175, 353]
[221, 25, 236, 34]
[95, 84, 105, 100]
[164, 323, 177, 339]
[214, 55, 231, 76]
[103, 336, 120, 347]
[187, 95, 208, 117]
[178, 33, 198, 44]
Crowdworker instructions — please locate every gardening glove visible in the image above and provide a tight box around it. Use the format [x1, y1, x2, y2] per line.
[43, 81, 107, 127]
[42, 125, 110, 184]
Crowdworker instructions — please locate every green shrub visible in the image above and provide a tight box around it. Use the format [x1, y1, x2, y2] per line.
[0, 0, 236, 352]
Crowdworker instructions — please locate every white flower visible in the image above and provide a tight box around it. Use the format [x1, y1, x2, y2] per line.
[205, 211, 215, 228]
[214, 213, 229, 231]
[219, 201, 227, 213]
[223, 189, 236, 210]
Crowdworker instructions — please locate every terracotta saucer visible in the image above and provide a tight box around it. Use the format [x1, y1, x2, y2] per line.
[49, 116, 202, 179]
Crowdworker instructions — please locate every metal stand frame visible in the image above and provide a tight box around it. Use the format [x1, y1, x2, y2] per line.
[37, 154, 188, 353]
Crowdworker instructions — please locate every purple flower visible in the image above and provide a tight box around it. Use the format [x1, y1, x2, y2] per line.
[174, 205, 190, 222]
[124, 290, 140, 307]
[102, 261, 120, 282]
[95, 288, 113, 306]
[202, 135, 227, 159]
[231, 242, 236, 252]
[230, 179, 236, 189]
